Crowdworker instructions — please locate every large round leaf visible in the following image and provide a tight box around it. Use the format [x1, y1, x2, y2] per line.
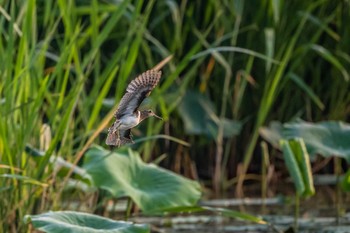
[83, 146, 201, 213]
[24, 211, 149, 233]
[283, 121, 350, 162]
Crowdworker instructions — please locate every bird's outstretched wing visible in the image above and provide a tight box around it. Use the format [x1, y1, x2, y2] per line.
[115, 69, 162, 119]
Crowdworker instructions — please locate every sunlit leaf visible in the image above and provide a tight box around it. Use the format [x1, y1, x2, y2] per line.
[203, 206, 267, 224]
[24, 211, 149, 233]
[283, 121, 350, 162]
[83, 146, 201, 213]
[259, 121, 283, 148]
[341, 169, 350, 192]
[286, 138, 315, 197]
[280, 139, 306, 196]
[159, 205, 205, 214]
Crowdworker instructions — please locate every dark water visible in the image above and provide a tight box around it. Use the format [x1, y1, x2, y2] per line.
[130, 184, 350, 233]
[66, 182, 350, 232]
[130, 196, 350, 233]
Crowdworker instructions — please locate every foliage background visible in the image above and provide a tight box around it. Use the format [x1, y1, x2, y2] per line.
[0, 0, 349, 232]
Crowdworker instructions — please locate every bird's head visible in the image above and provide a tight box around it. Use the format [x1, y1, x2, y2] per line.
[142, 109, 163, 120]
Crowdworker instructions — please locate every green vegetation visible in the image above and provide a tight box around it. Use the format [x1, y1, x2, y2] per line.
[0, 0, 349, 232]
[280, 138, 314, 231]
[83, 146, 201, 213]
[25, 211, 150, 233]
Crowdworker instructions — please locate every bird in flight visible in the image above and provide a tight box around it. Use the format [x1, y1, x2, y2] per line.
[106, 69, 162, 147]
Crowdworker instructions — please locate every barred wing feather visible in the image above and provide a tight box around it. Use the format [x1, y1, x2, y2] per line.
[115, 70, 162, 119]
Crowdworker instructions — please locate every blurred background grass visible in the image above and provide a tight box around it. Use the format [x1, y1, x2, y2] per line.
[0, 0, 349, 231]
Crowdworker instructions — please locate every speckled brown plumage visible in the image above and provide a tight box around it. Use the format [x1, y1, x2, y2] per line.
[114, 69, 162, 119]
[106, 69, 162, 147]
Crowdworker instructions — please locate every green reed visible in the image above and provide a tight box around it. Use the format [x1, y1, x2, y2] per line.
[0, 0, 349, 232]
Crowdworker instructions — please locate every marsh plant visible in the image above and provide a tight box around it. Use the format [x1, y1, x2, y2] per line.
[1, 0, 349, 232]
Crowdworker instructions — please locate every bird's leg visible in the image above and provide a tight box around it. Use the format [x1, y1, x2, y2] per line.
[116, 136, 122, 147]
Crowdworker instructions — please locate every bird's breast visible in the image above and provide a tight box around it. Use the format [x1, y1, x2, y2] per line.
[118, 114, 140, 130]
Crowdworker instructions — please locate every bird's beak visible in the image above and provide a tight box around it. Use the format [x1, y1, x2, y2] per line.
[153, 113, 163, 120]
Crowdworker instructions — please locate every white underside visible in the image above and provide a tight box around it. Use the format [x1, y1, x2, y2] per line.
[118, 111, 140, 130]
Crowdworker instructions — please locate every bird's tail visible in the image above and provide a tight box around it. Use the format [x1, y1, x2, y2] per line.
[106, 131, 118, 146]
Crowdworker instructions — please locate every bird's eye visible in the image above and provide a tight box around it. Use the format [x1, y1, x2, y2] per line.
[148, 110, 152, 113]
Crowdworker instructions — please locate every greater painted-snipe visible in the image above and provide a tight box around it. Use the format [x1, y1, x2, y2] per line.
[106, 69, 162, 147]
